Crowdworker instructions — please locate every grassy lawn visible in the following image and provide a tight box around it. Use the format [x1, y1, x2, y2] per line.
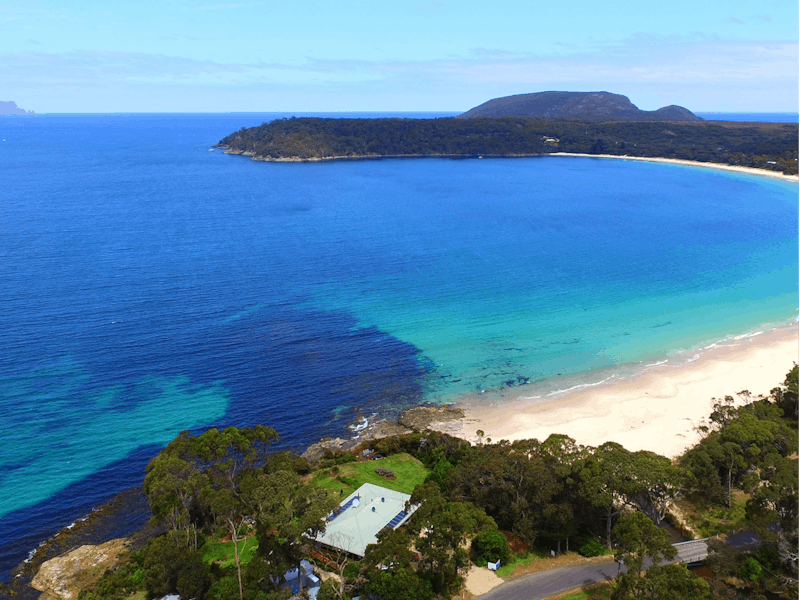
[495, 550, 548, 577]
[200, 535, 259, 569]
[312, 453, 428, 496]
[677, 491, 749, 538]
[555, 583, 614, 600]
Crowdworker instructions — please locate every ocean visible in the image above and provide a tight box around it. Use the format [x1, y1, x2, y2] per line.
[0, 112, 797, 580]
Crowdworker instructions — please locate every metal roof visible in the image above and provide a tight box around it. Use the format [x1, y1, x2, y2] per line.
[313, 482, 417, 558]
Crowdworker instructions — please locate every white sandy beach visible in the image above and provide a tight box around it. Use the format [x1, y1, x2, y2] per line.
[549, 153, 800, 182]
[439, 326, 798, 459]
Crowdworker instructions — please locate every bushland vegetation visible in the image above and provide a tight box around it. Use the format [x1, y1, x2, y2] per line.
[74, 367, 797, 600]
[218, 117, 799, 175]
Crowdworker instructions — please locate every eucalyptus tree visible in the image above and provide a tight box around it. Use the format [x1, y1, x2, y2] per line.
[627, 450, 686, 525]
[613, 563, 710, 600]
[612, 511, 676, 576]
[579, 442, 637, 550]
[361, 528, 433, 600]
[684, 397, 798, 507]
[406, 483, 496, 596]
[144, 450, 209, 550]
[772, 364, 798, 423]
[252, 469, 338, 595]
[196, 426, 280, 600]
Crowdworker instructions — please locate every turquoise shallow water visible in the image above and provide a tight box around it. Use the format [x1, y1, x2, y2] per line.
[0, 113, 797, 577]
[303, 157, 798, 401]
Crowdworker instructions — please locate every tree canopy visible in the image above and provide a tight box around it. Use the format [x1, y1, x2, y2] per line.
[218, 116, 799, 175]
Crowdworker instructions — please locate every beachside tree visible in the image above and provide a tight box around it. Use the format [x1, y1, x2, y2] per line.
[361, 527, 433, 600]
[613, 511, 676, 576]
[683, 399, 797, 507]
[579, 442, 637, 550]
[627, 450, 686, 525]
[186, 425, 280, 600]
[612, 563, 710, 600]
[772, 364, 798, 423]
[143, 449, 209, 551]
[406, 483, 496, 596]
[253, 469, 338, 595]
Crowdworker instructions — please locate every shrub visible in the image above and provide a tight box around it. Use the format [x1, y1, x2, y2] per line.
[335, 453, 357, 465]
[740, 557, 762, 581]
[317, 579, 343, 600]
[343, 561, 361, 582]
[579, 539, 606, 557]
[471, 530, 511, 565]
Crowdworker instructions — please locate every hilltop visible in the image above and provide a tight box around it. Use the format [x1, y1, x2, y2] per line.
[458, 91, 701, 121]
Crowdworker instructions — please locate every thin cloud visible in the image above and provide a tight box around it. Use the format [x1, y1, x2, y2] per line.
[724, 17, 744, 25]
[3, 40, 796, 98]
[178, 2, 254, 10]
[469, 48, 523, 58]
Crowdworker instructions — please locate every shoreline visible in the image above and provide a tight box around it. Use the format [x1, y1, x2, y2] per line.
[220, 147, 800, 181]
[433, 324, 798, 458]
[548, 152, 800, 182]
[7, 325, 798, 589]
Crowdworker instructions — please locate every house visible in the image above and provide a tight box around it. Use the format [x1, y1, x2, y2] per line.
[314, 483, 418, 559]
[277, 559, 321, 598]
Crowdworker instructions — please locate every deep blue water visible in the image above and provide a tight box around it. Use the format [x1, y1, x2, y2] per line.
[0, 113, 797, 579]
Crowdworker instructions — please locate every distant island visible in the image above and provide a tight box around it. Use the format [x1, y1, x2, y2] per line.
[0, 100, 34, 115]
[217, 91, 798, 175]
[458, 91, 702, 121]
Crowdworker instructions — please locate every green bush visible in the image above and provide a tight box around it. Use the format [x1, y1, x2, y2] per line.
[339, 476, 360, 489]
[206, 575, 240, 600]
[293, 455, 312, 475]
[755, 547, 778, 570]
[740, 557, 762, 581]
[364, 568, 433, 600]
[343, 561, 361, 582]
[317, 579, 348, 600]
[579, 539, 606, 557]
[471, 530, 510, 565]
[143, 534, 212, 599]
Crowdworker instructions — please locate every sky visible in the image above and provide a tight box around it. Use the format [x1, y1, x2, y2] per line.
[1, 0, 798, 113]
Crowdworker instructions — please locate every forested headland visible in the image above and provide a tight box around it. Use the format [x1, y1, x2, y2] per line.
[10, 367, 796, 600]
[217, 117, 799, 175]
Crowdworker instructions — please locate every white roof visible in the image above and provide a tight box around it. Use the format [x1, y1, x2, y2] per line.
[313, 483, 417, 558]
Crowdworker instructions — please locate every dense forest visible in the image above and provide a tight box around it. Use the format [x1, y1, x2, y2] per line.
[217, 117, 799, 175]
[11, 367, 797, 600]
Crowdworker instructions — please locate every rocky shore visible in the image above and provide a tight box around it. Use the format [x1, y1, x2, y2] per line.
[5, 405, 467, 599]
[302, 404, 465, 461]
[1, 488, 158, 600]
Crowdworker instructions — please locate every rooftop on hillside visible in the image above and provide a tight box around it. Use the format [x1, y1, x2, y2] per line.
[314, 482, 418, 558]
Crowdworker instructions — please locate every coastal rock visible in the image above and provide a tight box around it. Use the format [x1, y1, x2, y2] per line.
[30, 538, 127, 600]
[4, 487, 156, 600]
[397, 405, 465, 432]
[365, 419, 413, 439]
[303, 437, 360, 463]
[375, 466, 395, 479]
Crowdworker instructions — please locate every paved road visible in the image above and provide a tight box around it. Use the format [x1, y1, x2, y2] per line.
[477, 538, 712, 600]
[477, 561, 620, 600]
